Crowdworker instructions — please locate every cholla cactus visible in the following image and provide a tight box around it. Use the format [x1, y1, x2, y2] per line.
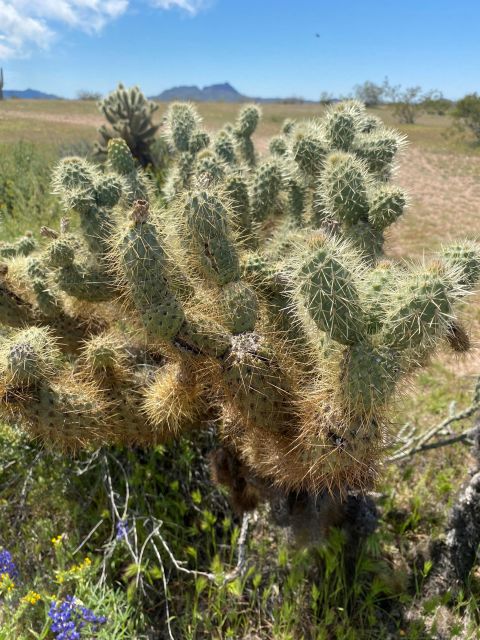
[233, 104, 261, 167]
[95, 84, 160, 167]
[0, 102, 478, 521]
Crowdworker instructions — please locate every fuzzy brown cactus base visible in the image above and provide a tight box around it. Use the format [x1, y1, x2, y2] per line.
[211, 445, 378, 547]
[0, 101, 478, 533]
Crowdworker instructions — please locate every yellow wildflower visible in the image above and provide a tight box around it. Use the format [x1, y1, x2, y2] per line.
[0, 572, 15, 593]
[51, 534, 64, 546]
[21, 591, 41, 605]
[53, 569, 66, 585]
[69, 557, 92, 574]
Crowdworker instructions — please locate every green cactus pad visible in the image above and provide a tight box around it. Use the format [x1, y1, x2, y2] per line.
[224, 174, 251, 235]
[383, 268, 453, 349]
[48, 237, 76, 268]
[55, 262, 115, 302]
[292, 132, 328, 176]
[220, 281, 258, 334]
[343, 220, 383, 262]
[194, 151, 226, 185]
[363, 262, 400, 334]
[342, 342, 401, 411]
[324, 104, 360, 151]
[250, 160, 283, 221]
[177, 317, 232, 358]
[368, 185, 406, 231]
[269, 135, 288, 156]
[165, 103, 200, 153]
[0, 327, 59, 388]
[353, 128, 405, 176]
[214, 131, 237, 165]
[320, 152, 370, 226]
[54, 157, 96, 191]
[94, 174, 125, 208]
[0, 234, 36, 259]
[441, 241, 480, 289]
[297, 242, 366, 345]
[235, 104, 261, 138]
[185, 191, 240, 285]
[189, 130, 210, 155]
[9, 381, 105, 450]
[107, 138, 136, 175]
[117, 202, 185, 341]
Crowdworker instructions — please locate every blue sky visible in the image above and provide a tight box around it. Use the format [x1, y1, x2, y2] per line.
[1, 0, 479, 100]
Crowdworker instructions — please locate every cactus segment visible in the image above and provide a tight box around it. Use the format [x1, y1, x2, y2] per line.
[222, 333, 293, 433]
[116, 201, 185, 341]
[321, 152, 370, 226]
[297, 241, 366, 345]
[185, 191, 240, 285]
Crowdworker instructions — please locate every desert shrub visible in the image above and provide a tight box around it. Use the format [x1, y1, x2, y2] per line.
[382, 79, 440, 124]
[77, 89, 103, 101]
[354, 80, 385, 106]
[422, 95, 453, 116]
[452, 93, 480, 143]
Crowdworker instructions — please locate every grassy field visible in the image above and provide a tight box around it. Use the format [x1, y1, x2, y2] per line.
[2, 99, 479, 150]
[0, 99, 480, 639]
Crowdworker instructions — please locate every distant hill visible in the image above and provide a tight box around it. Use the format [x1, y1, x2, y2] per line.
[151, 83, 249, 102]
[150, 82, 317, 104]
[3, 89, 62, 100]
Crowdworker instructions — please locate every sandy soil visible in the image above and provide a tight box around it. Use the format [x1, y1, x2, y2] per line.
[0, 108, 102, 127]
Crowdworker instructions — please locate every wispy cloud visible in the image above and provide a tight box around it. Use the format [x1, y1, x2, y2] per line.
[0, 2, 53, 58]
[0, 0, 208, 59]
[149, 0, 209, 15]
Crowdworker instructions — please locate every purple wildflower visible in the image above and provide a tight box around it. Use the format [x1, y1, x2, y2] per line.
[0, 549, 18, 579]
[48, 595, 107, 639]
[116, 519, 128, 541]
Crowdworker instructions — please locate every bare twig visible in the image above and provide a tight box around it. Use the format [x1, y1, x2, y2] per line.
[222, 512, 252, 585]
[72, 519, 104, 556]
[388, 376, 480, 462]
[154, 527, 216, 581]
[151, 542, 176, 640]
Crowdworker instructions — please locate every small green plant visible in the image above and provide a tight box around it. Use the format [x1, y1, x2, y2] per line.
[0, 142, 61, 230]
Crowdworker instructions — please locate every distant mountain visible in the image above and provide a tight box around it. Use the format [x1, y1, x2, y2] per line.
[3, 88, 62, 100]
[151, 82, 248, 102]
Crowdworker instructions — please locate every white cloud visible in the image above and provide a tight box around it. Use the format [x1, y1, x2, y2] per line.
[17, 0, 130, 31]
[0, 0, 208, 59]
[0, 2, 53, 58]
[150, 0, 208, 14]
[0, 0, 128, 58]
